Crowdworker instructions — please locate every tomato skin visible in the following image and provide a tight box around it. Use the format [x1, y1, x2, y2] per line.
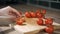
[36, 13, 44, 18]
[16, 20, 23, 25]
[30, 12, 36, 18]
[42, 9, 46, 15]
[25, 12, 31, 18]
[16, 18, 25, 25]
[37, 19, 43, 25]
[45, 18, 53, 25]
[45, 26, 54, 33]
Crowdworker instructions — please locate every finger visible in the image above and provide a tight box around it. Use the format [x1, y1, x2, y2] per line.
[9, 11, 21, 18]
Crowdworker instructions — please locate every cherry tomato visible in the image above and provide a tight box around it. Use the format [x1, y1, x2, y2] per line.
[42, 9, 46, 15]
[16, 17, 25, 25]
[25, 12, 31, 18]
[16, 20, 23, 25]
[45, 26, 54, 33]
[37, 19, 43, 25]
[36, 13, 44, 18]
[45, 18, 53, 25]
[30, 11, 36, 18]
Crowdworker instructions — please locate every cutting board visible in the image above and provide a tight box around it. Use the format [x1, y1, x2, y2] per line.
[14, 17, 60, 34]
[14, 23, 46, 34]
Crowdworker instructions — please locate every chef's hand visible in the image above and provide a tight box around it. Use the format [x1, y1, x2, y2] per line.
[9, 10, 21, 18]
[8, 6, 22, 18]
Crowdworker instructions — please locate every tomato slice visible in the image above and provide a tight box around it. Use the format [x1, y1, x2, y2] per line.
[45, 18, 53, 25]
[37, 19, 43, 25]
[25, 12, 31, 18]
[16, 18, 25, 25]
[30, 11, 36, 18]
[45, 26, 54, 33]
[16, 17, 25, 25]
[36, 13, 44, 18]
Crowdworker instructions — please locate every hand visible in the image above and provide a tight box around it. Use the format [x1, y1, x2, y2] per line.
[9, 10, 21, 18]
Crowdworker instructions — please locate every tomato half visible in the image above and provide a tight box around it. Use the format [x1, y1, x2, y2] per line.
[30, 11, 36, 18]
[36, 13, 44, 18]
[45, 18, 53, 25]
[25, 12, 31, 18]
[16, 20, 23, 25]
[45, 26, 54, 33]
[37, 19, 43, 25]
[16, 18, 25, 25]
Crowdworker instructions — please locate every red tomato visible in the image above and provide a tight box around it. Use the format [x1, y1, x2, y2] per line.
[42, 9, 46, 14]
[37, 19, 43, 25]
[16, 20, 23, 25]
[30, 11, 36, 18]
[45, 26, 54, 33]
[45, 18, 53, 25]
[36, 13, 43, 18]
[16, 18, 25, 25]
[25, 12, 31, 18]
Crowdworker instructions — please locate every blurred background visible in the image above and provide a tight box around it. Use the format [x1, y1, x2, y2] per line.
[0, 0, 60, 9]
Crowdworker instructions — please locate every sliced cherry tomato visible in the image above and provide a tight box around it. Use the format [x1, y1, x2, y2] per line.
[45, 26, 54, 33]
[37, 18, 43, 25]
[16, 20, 23, 25]
[45, 18, 53, 25]
[36, 13, 44, 18]
[16, 17, 25, 25]
[25, 12, 31, 18]
[30, 11, 36, 18]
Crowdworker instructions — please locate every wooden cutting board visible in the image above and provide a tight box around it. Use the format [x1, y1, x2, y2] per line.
[14, 17, 60, 34]
[14, 23, 46, 34]
[14, 17, 46, 34]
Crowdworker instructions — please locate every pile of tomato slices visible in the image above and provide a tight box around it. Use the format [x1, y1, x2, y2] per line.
[16, 9, 54, 34]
